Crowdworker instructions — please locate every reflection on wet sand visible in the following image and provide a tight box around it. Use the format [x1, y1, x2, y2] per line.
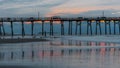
[0, 40, 120, 68]
[0, 40, 119, 61]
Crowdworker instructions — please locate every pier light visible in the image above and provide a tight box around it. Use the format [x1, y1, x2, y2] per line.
[51, 16, 61, 20]
[111, 20, 114, 22]
[25, 22, 31, 24]
[53, 21, 61, 24]
[91, 20, 95, 22]
[34, 21, 41, 23]
[100, 20, 105, 23]
[45, 21, 50, 23]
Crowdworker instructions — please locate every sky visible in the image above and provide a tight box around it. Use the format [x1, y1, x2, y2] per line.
[0, 0, 120, 17]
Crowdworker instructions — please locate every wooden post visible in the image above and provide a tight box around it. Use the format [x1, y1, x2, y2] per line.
[114, 21, 116, 35]
[61, 21, 64, 35]
[79, 21, 82, 35]
[0, 18, 5, 36]
[68, 21, 72, 35]
[31, 21, 34, 36]
[119, 21, 120, 34]
[21, 21, 25, 37]
[50, 20, 53, 36]
[10, 21, 14, 37]
[105, 21, 107, 35]
[75, 21, 78, 35]
[108, 21, 111, 35]
[95, 21, 98, 35]
[90, 21, 92, 35]
[50, 21, 51, 35]
[105, 21, 111, 35]
[42, 20, 44, 35]
[52, 21, 53, 36]
[68, 21, 70, 35]
[0, 23, 1, 35]
[70, 21, 72, 35]
[96, 21, 102, 35]
[87, 21, 92, 35]
[2, 21, 5, 36]
[68, 20, 72, 35]
[87, 21, 89, 35]
[99, 21, 102, 35]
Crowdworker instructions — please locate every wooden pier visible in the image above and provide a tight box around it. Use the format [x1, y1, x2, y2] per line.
[0, 17, 120, 36]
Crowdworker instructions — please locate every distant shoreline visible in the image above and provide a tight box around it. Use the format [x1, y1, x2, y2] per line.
[0, 38, 48, 44]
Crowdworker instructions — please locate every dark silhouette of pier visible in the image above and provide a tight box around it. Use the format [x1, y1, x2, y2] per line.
[0, 17, 120, 36]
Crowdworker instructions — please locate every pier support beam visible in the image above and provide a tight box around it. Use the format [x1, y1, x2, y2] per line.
[96, 21, 102, 35]
[61, 21, 64, 35]
[70, 21, 72, 35]
[0, 23, 2, 35]
[42, 20, 44, 36]
[87, 21, 92, 35]
[105, 21, 111, 35]
[21, 21, 25, 37]
[2, 21, 5, 36]
[113, 21, 120, 35]
[75, 21, 78, 35]
[10, 21, 14, 37]
[50, 20, 53, 36]
[114, 21, 116, 35]
[31, 21, 34, 36]
[68, 21, 70, 35]
[68, 21, 72, 35]
[119, 21, 120, 34]
[79, 21, 82, 35]
[75, 21, 82, 35]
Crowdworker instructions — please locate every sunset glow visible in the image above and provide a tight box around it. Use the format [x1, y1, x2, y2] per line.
[0, 0, 120, 17]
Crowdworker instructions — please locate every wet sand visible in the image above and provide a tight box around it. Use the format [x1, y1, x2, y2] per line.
[0, 38, 48, 44]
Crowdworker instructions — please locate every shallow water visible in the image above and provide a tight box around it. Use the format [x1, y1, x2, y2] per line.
[0, 37, 120, 68]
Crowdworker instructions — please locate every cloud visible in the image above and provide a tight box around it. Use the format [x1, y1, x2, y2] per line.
[0, 0, 120, 17]
[0, 0, 67, 9]
[0, 0, 68, 17]
[52, 9, 120, 17]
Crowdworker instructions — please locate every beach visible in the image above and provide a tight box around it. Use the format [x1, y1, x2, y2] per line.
[1, 35, 120, 44]
[0, 38, 48, 44]
[0, 35, 120, 68]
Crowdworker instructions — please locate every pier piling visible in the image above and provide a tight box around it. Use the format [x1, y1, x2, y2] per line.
[21, 21, 25, 37]
[96, 21, 102, 35]
[10, 21, 14, 37]
[2, 21, 5, 36]
[87, 21, 92, 35]
[31, 21, 34, 36]
[105, 21, 111, 35]
[68, 21, 72, 35]
[79, 21, 82, 35]
[42, 20, 44, 35]
[0, 17, 119, 36]
[119, 21, 120, 34]
[61, 21, 64, 35]
[50, 20, 53, 36]
[0, 23, 2, 35]
[75, 21, 78, 35]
